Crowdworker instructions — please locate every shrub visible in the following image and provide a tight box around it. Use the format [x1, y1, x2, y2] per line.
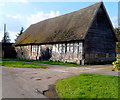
[112, 60, 120, 70]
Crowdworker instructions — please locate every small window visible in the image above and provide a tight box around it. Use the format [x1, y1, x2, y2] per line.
[21, 52, 23, 55]
[32, 45, 38, 52]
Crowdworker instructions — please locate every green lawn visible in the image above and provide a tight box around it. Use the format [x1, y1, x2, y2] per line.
[55, 73, 119, 98]
[7, 58, 89, 67]
[0, 60, 2, 65]
[1, 60, 48, 69]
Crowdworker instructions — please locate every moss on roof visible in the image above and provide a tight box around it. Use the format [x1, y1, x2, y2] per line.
[15, 2, 102, 45]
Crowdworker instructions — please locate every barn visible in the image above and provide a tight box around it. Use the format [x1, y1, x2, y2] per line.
[15, 2, 117, 65]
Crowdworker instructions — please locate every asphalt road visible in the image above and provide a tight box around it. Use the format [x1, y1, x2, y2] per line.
[2, 67, 47, 98]
[1, 64, 119, 98]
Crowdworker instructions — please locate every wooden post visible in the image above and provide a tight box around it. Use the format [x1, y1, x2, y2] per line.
[31, 45, 32, 56]
[65, 43, 67, 53]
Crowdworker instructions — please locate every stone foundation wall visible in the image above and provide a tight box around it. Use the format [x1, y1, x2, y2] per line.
[15, 46, 31, 59]
[15, 45, 52, 60]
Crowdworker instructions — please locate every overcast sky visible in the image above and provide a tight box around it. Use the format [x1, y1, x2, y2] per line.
[0, 0, 119, 43]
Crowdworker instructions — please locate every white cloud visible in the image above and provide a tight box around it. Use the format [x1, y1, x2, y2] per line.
[8, 31, 18, 43]
[26, 11, 60, 26]
[4, 10, 60, 28]
[10, 15, 22, 19]
[0, 11, 60, 42]
[0, 3, 5, 7]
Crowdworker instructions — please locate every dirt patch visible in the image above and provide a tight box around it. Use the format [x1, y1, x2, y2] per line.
[21, 94, 24, 96]
[35, 84, 59, 98]
[43, 85, 59, 98]
[46, 77, 51, 79]
[30, 77, 34, 79]
[36, 78, 42, 81]
[33, 73, 37, 74]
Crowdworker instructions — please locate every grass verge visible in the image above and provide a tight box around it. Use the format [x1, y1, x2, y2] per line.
[55, 73, 120, 98]
[1, 60, 48, 69]
[6, 58, 89, 67]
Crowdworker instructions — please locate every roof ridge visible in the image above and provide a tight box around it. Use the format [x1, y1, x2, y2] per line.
[15, 2, 104, 45]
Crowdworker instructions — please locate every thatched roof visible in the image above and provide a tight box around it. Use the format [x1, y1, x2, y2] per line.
[15, 2, 106, 46]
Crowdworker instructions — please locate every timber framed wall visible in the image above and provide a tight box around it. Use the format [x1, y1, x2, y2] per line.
[84, 6, 116, 64]
[15, 41, 84, 64]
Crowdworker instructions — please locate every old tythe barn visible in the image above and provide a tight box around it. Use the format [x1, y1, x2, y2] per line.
[15, 2, 117, 64]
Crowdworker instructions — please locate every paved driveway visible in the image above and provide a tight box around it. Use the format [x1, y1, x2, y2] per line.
[1, 64, 119, 98]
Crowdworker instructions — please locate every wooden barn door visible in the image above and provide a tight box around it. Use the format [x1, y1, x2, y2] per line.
[40, 47, 52, 60]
